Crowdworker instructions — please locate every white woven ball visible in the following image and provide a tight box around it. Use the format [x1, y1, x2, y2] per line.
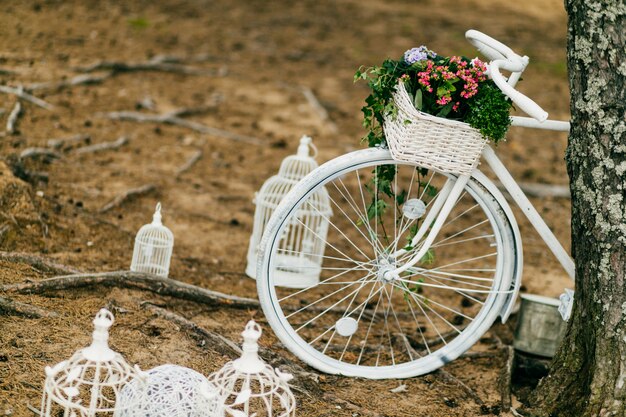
[115, 364, 221, 417]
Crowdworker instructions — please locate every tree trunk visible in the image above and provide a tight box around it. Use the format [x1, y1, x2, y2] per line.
[529, 2, 626, 416]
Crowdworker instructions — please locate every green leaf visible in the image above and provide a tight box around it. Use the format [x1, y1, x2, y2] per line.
[436, 103, 453, 118]
[413, 89, 423, 111]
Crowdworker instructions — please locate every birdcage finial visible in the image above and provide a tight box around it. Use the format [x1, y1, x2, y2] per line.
[233, 320, 265, 374]
[297, 135, 315, 158]
[153, 202, 163, 225]
[83, 308, 116, 361]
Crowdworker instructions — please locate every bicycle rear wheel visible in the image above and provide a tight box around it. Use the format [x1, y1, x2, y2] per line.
[257, 148, 516, 378]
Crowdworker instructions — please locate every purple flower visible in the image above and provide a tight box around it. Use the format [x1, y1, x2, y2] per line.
[404, 46, 435, 64]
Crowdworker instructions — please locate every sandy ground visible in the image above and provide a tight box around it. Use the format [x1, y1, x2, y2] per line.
[0, 0, 573, 415]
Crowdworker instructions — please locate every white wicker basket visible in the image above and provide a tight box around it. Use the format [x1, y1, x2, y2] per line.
[383, 82, 488, 175]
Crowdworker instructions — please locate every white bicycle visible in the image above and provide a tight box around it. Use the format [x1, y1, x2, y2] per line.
[256, 30, 575, 379]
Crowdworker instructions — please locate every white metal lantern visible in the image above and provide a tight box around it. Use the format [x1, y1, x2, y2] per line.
[130, 202, 174, 278]
[40, 309, 145, 417]
[246, 135, 331, 288]
[114, 364, 221, 417]
[209, 321, 296, 417]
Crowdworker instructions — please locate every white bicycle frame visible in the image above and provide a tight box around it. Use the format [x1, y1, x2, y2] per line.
[386, 30, 575, 309]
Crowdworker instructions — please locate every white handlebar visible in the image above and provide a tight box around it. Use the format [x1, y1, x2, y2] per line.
[465, 30, 549, 122]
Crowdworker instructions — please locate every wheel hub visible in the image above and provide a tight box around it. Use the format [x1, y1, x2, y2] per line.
[376, 258, 399, 282]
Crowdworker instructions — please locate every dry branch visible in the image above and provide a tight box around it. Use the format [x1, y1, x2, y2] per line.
[499, 345, 514, 410]
[0, 251, 81, 274]
[19, 147, 62, 161]
[435, 368, 485, 406]
[398, 332, 485, 405]
[3, 271, 260, 309]
[176, 149, 203, 176]
[6, 100, 21, 134]
[0, 295, 59, 318]
[99, 184, 157, 213]
[300, 86, 338, 134]
[27, 72, 113, 92]
[322, 393, 383, 417]
[26, 403, 41, 416]
[0, 85, 54, 110]
[142, 303, 320, 396]
[47, 134, 91, 150]
[77, 55, 224, 76]
[101, 110, 262, 145]
[75, 136, 128, 154]
[143, 302, 242, 357]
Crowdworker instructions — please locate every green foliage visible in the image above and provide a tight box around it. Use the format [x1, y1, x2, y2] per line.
[128, 17, 150, 29]
[355, 51, 514, 147]
[464, 83, 512, 143]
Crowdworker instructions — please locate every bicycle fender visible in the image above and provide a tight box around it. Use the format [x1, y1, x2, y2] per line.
[471, 170, 523, 323]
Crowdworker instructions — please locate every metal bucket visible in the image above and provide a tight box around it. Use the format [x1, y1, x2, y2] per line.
[513, 294, 567, 357]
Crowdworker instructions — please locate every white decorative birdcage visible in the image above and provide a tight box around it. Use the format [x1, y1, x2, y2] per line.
[246, 135, 331, 288]
[130, 202, 174, 278]
[40, 309, 145, 417]
[209, 321, 296, 417]
[114, 364, 222, 417]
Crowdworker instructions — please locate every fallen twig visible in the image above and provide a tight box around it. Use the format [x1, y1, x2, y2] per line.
[300, 86, 338, 134]
[6, 100, 21, 134]
[47, 134, 91, 150]
[0, 295, 59, 318]
[0, 85, 54, 110]
[461, 351, 499, 359]
[499, 345, 515, 410]
[27, 72, 113, 92]
[77, 55, 224, 76]
[510, 407, 524, 417]
[26, 403, 41, 416]
[435, 368, 485, 406]
[322, 393, 383, 417]
[99, 184, 157, 213]
[19, 147, 62, 161]
[0, 251, 81, 274]
[398, 333, 485, 405]
[3, 271, 260, 309]
[75, 136, 128, 154]
[142, 302, 319, 396]
[142, 302, 242, 358]
[101, 110, 262, 145]
[176, 149, 203, 176]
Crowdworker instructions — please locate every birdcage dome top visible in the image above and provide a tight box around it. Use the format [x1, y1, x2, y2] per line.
[43, 309, 144, 413]
[135, 203, 174, 243]
[276, 135, 319, 181]
[114, 364, 221, 417]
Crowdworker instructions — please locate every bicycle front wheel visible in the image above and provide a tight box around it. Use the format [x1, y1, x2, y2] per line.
[257, 148, 516, 379]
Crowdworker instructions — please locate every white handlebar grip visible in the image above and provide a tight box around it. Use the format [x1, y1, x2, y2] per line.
[465, 30, 511, 61]
[490, 61, 549, 122]
[509, 91, 549, 122]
